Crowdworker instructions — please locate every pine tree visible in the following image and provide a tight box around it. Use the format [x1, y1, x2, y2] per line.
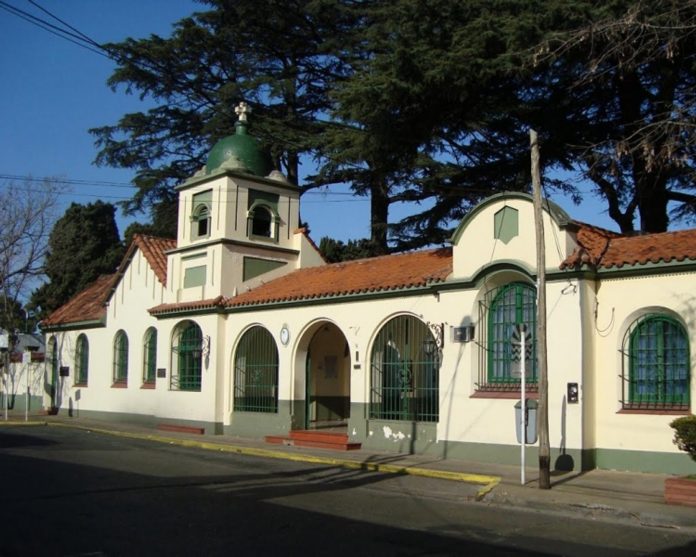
[30, 202, 124, 317]
[92, 0, 354, 236]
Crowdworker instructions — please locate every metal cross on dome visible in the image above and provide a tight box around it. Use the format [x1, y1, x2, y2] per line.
[235, 102, 251, 122]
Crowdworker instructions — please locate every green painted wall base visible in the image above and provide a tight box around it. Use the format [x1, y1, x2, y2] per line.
[225, 399, 293, 438]
[1, 393, 43, 414]
[63, 408, 222, 435]
[41, 400, 696, 475]
[587, 447, 696, 476]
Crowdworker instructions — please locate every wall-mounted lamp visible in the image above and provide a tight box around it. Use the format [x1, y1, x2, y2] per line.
[422, 338, 437, 356]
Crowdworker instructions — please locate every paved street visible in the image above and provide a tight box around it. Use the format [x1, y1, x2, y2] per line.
[0, 425, 695, 556]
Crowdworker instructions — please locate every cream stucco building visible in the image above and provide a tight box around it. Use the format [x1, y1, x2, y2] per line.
[41, 108, 696, 475]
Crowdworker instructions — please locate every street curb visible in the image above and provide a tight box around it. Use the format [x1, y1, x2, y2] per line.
[0, 420, 49, 426]
[29, 420, 501, 497]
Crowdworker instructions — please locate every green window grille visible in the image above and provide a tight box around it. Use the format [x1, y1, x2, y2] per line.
[143, 328, 157, 384]
[623, 315, 690, 409]
[234, 326, 278, 413]
[171, 322, 202, 391]
[370, 315, 439, 422]
[75, 334, 89, 385]
[479, 282, 537, 390]
[113, 330, 129, 384]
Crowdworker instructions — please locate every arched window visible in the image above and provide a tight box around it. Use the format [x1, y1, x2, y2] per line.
[171, 321, 203, 391]
[190, 189, 212, 240]
[234, 326, 278, 413]
[75, 334, 89, 385]
[248, 204, 277, 239]
[480, 282, 537, 389]
[370, 315, 439, 422]
[191, 204, 211, 239]
[143, 328, 157, 385]
[623, 314, 690, 409]
[113, 330, 129, 385]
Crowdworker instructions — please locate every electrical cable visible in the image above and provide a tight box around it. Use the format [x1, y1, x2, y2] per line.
[0, 1, 109, 58]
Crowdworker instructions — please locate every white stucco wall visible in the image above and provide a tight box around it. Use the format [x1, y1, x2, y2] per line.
[44, 190, 696, 470]
[589, 272, 696, 455]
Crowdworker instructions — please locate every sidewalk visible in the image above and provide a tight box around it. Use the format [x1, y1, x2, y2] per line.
[2, 412, 694, 532]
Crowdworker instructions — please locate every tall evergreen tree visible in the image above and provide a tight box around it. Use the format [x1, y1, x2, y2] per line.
[30, 202, 124, 317]
[316, 0, 560, 251]
[95, 0, 696, 250]
[331, 0, 696, 239]
[92, 0, 354, 236]
[530, 0, 696, 232]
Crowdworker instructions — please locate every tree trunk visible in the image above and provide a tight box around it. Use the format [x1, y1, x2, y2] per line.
[635, 171, 669, 233]
[370, 178, 390, 255]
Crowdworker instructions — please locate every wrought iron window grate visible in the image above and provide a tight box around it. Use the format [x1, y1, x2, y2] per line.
[370, 315, 440, 423]
[476, 282, 537, 391]
[143, 328, 157, 384]
[620, 314, 690, 410]
[234, 326, 279, 413]
[171, 323, 202, 392]
[113, 330, 128, 383]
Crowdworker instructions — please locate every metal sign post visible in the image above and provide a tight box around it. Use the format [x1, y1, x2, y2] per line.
[23, 350, 31, 422]
[0, 331, 7, 421]
[3, 352, 8, 422]
[520, 329, 526, 486]
[512, 324, 529, 486]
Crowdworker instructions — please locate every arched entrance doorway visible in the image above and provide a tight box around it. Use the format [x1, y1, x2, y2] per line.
[303, 322, 350, 429]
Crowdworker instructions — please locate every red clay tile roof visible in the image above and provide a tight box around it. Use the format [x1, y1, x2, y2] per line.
[41, 273, 117, 328]
[228, 247, 452, 307]
[129, 235, 177, 284]
[560, 221, 620, 269]
[149, 248, 453, 315]
[149, 296, 227, 316]
[561, 223, 696, 270]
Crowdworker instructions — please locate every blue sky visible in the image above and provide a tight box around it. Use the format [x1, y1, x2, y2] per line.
[0, 0, 619, 246]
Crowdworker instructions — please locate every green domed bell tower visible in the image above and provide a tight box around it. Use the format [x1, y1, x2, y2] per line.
[205, 102, 272, 177]
[168, 102, 321, 304]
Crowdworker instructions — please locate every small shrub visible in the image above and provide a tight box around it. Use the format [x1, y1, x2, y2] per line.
[670, 415, 696, 462]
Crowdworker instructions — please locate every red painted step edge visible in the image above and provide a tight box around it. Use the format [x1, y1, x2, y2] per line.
[665, 477, 696, 507]
[264, 435, 361, 451]
[157, 423, 205, 435]
[289, 431, 349, 443]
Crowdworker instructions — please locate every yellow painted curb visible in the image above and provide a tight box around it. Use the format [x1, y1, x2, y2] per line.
[22, 421, 502, 494]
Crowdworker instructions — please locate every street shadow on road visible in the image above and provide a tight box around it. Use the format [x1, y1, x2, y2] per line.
[1, 426, 694, 557]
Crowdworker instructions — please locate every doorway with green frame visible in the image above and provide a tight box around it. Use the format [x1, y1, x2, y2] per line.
[304, 322, 351, 429]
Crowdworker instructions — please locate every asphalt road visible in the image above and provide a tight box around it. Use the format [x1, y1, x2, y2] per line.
[0, 425, 694, 557]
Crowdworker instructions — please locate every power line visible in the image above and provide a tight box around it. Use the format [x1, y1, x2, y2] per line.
[26, 0, 102, 49]
[0, 173, 371, 203]
[0, 0, 109, 58]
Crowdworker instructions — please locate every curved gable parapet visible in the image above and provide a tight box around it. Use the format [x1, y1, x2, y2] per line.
[449, 193, 572, 245]
[450, 193, 575, 281]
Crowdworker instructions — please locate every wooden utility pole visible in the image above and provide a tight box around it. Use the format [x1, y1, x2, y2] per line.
[530, 129, 551, 489]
